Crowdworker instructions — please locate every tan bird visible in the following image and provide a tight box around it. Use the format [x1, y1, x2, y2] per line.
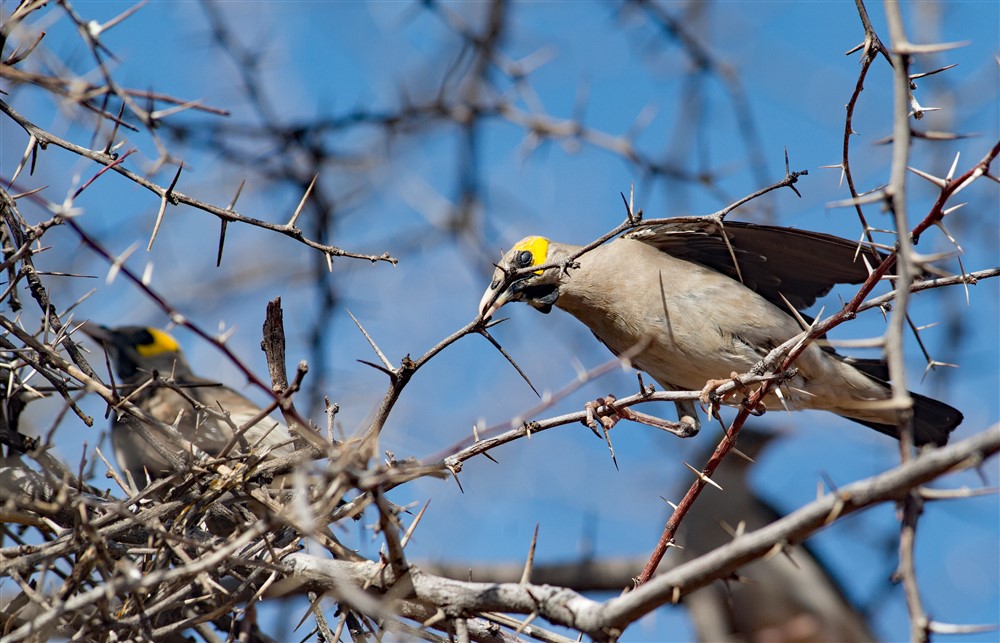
[479, 219, 962, 446]
[81, 323, 296, 487]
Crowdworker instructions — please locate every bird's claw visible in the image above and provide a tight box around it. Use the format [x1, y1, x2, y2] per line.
[742, 399, 767, 416]
[699, 372, 746, 408]
[584, 395, 620, 438]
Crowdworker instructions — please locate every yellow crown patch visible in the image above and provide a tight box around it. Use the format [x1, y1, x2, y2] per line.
[136, 328, 181, 356]
[512, 236, 550, 274]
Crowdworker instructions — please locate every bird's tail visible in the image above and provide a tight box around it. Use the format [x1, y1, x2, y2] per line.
[837, 358, 962, 446]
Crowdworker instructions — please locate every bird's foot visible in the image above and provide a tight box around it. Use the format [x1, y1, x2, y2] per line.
[583, 396, 621, 469]
[584, 395, 620, 438]
[699, 372, 746, 407]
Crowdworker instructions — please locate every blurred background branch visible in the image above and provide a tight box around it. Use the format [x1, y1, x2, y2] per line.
[2, 0, 997, 641]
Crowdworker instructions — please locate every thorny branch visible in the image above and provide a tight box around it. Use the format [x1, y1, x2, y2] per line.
[1, 1, 996, 641]
[0, 100, 396, 266]
[275, 426, 1000, 642]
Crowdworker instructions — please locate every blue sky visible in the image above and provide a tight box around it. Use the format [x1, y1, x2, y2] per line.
[3, 1, 998, 640]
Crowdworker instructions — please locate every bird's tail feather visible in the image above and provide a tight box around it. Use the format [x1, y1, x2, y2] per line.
[841, 393, 962, 446]
[837, 358, 962, 446]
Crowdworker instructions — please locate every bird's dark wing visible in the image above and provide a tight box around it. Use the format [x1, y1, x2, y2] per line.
[624, 218, 887, 310]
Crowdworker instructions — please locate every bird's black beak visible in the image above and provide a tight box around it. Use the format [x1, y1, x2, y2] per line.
[479, 280, 559, 319]
[480, 280, 514, 320]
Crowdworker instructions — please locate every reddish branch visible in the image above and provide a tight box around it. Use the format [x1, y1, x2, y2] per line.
[635, 143, 997, 585]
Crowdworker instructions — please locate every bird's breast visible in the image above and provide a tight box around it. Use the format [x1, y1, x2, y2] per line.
[553, 240, 805, 391]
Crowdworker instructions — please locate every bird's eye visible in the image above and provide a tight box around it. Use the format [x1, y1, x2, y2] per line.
[515, 250, 533, 268]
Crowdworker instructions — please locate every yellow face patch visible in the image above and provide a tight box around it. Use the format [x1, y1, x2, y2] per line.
[511, 236, 550, 274]
[136, 328, 181, 357]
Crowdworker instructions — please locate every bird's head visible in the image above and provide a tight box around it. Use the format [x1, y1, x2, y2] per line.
[479, 236, 572, 320]
[81, 323, 191, 382]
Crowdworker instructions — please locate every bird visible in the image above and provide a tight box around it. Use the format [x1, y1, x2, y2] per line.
[80, 323, 297, 488]
[677, 429, 879, 642]
[478, 218, 962, 446]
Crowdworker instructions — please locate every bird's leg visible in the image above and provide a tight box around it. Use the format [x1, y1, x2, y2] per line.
[622, 406, 699, 438]
[583, 395, 699, 439]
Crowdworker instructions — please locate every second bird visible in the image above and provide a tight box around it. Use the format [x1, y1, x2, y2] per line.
[82, 323, 296, 487]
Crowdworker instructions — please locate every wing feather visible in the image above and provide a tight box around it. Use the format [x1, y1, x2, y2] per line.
[625, 218, 887, 310]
